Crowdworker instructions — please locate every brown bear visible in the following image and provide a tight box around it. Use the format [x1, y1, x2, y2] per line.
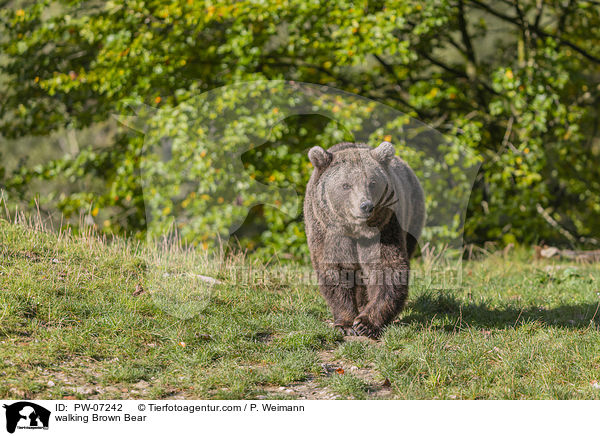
[304, 141, 425, 338]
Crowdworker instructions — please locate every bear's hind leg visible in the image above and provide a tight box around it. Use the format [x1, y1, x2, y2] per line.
[355, 283, 368, 312]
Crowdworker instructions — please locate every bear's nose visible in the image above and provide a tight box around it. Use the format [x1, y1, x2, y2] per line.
[360, 201, 374, 214]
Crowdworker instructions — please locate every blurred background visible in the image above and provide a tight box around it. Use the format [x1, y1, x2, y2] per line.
[0, 0, 599, 260]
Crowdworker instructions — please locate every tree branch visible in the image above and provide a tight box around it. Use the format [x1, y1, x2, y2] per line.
[534, 0, 544, 29]
[372, 54, 427, 117]
[457, 0, 477, 68]
[466, 0, 600, 64]
[416, 49, 499, 97]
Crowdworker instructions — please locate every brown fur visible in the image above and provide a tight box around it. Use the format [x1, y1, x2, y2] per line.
[304, 142, 425, 338]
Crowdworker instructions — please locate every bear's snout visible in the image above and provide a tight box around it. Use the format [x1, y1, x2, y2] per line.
[359, 200, 374, 214]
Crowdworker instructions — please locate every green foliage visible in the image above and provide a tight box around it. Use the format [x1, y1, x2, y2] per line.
[1, 0, 599, 252]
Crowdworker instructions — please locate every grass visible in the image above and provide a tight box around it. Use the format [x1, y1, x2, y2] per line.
[1, 216, 600, 399]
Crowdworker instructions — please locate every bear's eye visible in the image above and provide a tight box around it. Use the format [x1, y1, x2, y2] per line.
[369, 180, 377, 186]
[342, 183, 352, 190]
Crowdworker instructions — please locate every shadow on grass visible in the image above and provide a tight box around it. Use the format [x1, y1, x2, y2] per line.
[400, 292, 600, 330]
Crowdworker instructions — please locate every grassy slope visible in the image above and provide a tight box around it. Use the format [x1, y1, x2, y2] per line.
[1, 218, 600, 400]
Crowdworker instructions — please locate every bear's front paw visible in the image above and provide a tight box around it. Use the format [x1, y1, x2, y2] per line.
[334, 324, 358, 336]
[352, 317, 380, 339]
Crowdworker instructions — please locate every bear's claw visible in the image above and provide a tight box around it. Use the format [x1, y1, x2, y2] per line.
[352, 318, 379, 339]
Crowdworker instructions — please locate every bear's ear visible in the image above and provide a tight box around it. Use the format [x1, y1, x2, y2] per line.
[371, 141, 395, 164]
[308, 146, 333, 169]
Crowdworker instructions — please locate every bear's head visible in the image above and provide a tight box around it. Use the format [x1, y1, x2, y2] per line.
[308, 142, 397, 239]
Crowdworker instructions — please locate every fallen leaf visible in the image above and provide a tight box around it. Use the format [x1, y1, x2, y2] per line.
[335, 367, 344, 375]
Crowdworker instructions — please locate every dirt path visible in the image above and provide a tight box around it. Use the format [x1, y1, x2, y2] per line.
[262, 336, 393, 400]
[8, 338, 390, 400]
